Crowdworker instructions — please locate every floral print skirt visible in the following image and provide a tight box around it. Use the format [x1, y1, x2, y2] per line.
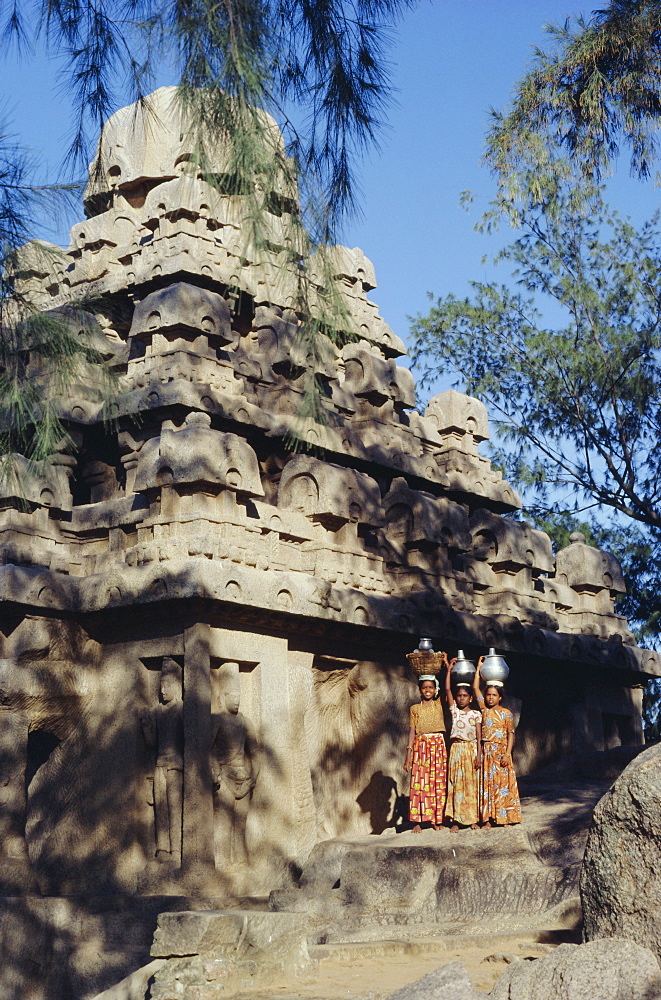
[409, 733, 447, 825]
[446, 739, 479, 826]
[480, 742, 521, 825]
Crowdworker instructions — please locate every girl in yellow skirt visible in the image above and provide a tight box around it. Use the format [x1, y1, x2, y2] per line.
[404, 673, 447, 832]
[444, 659, 482, 831]
[472, 660, 522, 827]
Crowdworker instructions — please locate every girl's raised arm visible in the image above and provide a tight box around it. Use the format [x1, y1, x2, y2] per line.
[473, 656, 485, 708]
[444, 652, 455, 707]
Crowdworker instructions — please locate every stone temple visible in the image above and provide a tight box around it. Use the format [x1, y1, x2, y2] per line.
[1, 88, 659, 998]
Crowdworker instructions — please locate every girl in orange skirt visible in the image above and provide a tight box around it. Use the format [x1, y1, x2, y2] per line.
[445, 660, 482, 832]
[404, 674, 447, 832]
[472, 661, 521, 827]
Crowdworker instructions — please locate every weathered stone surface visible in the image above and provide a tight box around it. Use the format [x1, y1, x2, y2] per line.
[151, 909, 310, 961]
[130, 283, 234, 344]
[0, 895, 191, 1000]
[382, 477, 471, 551]
[425, 390, 489, 442]
[272, 825, 580, 925]
[84, 86, 291, 211]
[469, 511, 554, 575]
[488, 938, 661, 999]
[278, 454, 382, 527]
[580, 742, 661, 961]
[385, 961, 483, 1000]
[148, 910, 313, 1000]
[132, 415, 264, 495]
[272, 761, 633, 939]
[556, 532, 626, 595]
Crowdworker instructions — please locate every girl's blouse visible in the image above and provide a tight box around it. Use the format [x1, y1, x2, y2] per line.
[409, 699, 446, 735]
[475, 693, 514, 745]
[449, 704, 481, 741]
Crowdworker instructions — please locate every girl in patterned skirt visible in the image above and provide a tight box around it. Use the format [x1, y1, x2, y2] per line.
[404, 673, 447, 832]
[472, 661, 522, 827]
[444, 659, 482, 832]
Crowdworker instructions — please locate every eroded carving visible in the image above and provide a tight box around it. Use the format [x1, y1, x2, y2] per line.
[212, 662, 260, 866]
[133, 414, 264, 495]
[141, 658, 184, 863]
[278, 455, 382, 529]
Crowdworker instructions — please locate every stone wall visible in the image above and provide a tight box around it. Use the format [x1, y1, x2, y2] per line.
[0, 87, 658, 906]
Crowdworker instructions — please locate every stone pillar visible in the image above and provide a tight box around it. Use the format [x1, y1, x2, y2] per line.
[254, 636, 302, 865]
[0, 706, 29, 860]
[182, 623, 216, 876]
[0, 705, 38, 893]
[287, 650, 317, 859]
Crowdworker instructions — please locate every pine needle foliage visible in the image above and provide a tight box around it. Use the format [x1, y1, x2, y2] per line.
[13, 0, 410, 229]
[486, 0, 661, 184]
[0, 120, 112, 469]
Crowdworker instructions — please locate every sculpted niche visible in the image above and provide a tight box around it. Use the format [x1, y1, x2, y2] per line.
[212, 662, 260, 868]
[141, 658, 184, 864]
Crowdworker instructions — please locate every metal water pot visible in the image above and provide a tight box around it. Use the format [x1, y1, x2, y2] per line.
[417, 638, 435, 652]
[451, 649, 476, 683]
[480, 647, 510, 683]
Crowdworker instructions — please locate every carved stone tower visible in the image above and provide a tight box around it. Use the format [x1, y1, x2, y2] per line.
[1, 87, 657, 911]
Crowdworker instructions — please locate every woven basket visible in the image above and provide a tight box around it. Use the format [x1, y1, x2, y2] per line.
[406, 650, 445, 676]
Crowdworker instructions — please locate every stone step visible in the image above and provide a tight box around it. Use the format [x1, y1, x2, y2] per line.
[311, 932, 535, 962]
[310, 927, 581, 960]
[273, 827, 581, 924]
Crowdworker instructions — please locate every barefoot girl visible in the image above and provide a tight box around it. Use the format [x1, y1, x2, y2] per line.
[404, 673, 446, 832]
[445, 658, 482, 831]
[472, 661, 521, 827]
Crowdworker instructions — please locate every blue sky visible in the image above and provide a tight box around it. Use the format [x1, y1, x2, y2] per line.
[3, 1, 655, 381]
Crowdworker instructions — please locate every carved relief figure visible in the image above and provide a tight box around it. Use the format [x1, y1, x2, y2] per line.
[308, 660, 412, 839]
[140, 658, 184, 863]
[212, 663, 260, 866]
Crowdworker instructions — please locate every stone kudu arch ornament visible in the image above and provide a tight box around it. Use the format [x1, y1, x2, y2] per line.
[0, 86, 658, 998]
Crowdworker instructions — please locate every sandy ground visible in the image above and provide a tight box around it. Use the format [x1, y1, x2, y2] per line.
[236, 935, 554, 999]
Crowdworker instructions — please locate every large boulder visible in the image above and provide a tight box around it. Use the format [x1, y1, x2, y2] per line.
[385, 961, 482, 1000]
[488, 938, 661, 1000]
[580, 742, 661, 960]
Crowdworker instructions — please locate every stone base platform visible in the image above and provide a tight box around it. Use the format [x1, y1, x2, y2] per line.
[270, 763, 628, 934]
[271, 826, 579, 932]
[13, 757, 641, 1000]
[115, 797, 590, 1000]
[91, 899, 583, 1000]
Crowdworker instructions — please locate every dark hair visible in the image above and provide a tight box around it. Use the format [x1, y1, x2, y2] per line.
[454, 684, 476, 708]
[484, 684, 503, 698]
